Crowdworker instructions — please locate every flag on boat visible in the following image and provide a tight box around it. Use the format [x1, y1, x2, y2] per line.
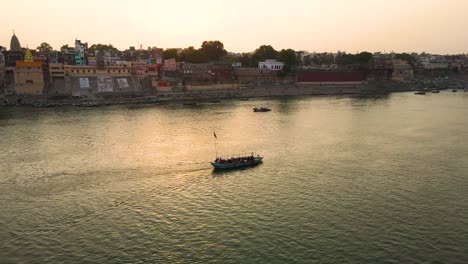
[213, 132, 217, 139]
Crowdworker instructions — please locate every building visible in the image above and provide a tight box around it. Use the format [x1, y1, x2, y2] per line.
[48, 63, 67, 95]
[64, 63, 137, 97]
[131, 61, 148, 78]
[148, 47, 163, 64]
[162, 59, 177, 71]
[367, 57, 393, 81]
[234, 68, 278, 83]
[14, 49, 45, 95]
[420, 56, 448, 70]
[392, 59, 413, 82]
[6, 32, 24, 67]
[75, 39, 88, 65]
[259, 60, 285, 71]
[61, 47, 76, 65]
[10, 32, 22, 52]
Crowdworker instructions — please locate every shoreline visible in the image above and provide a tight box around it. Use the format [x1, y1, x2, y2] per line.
[0, 82, 459, 108]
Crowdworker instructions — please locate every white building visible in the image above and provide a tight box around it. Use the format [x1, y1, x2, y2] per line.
[420, 56, 448, 70]
[259, 60, 285, 71]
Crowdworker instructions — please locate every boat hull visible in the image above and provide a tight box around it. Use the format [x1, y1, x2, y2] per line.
[211, 157, 263, 170]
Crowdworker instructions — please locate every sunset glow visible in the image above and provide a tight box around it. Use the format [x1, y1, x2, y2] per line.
[1, 0, 467, 53]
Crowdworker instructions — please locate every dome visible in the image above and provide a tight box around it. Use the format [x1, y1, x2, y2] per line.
[10, 33, 22, 52]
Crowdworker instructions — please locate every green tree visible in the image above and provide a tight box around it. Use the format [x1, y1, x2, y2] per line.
[394, 53, 416, 66]
[199, 40, 227, 61]
[278, 49, 297, 66]
[239, 53, 254, 67]
[37, 42, 53, 53]
[180, 46, 208, 63]
[60, 44, 70, 51]
[88, 44, 119, 56]
[163, 48, 179, 61]
[252, 45, 278, 65]
[356, 52, 373, 64]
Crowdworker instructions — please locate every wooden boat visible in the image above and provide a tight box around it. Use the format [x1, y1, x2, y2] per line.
[211, 154, 263, 170]
[253, 107, 271, 112]
[452, 89, 458, 92]
[414, 91, 426, 95]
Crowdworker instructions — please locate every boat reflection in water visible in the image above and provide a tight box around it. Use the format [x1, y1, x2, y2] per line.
[211, 153, 263, 170]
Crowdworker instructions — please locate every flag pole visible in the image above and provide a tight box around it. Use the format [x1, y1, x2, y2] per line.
[213, 131, 218, 159]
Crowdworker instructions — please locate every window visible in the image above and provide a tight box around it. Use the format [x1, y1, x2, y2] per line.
[26, 80, 33, 84]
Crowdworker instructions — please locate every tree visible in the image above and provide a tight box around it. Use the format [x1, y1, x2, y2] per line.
[394, 53, 416, 66]
[180, 46, 208, 63]
[37, 42, 53, 53]
[356, 52, 373, 64]
[163, 48, 179, 61]
[278, 49, 297, 66]
[60, 44, 70, 51]
[239, 53, 254, 67]
[88, 44, 119, 56]
[200, 40, 227, 61]
[252, 45, 278, 65]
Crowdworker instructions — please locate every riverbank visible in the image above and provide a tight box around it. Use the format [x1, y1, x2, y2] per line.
[0, 82, 459, 108]
[0, 82, 423, 107]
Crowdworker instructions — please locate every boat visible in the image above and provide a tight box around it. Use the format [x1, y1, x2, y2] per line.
[414, 91, 426, 95]
[452, 89, 458, 92]
[211, 154, 263, 170]
[253, 107, 271, 112]
[431, 90, 440, 93]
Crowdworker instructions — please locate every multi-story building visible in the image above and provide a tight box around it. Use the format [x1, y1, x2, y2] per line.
[420, 56, 448, 70]
[90, 50, 122, 66]
[75, 39, 88, 65]
[367, 57, 393, 81]
[148, 47, 163, 64]
[392, 59, 413, 83]
[131, 61, 148, 78]
[61, 47, 76, 65]
[259, 60, 285, 71]
[14, 49, 45, 95]
[48, 63, 67, 95]
[64, 63, 137, 96]
[162, 59, 177, 71]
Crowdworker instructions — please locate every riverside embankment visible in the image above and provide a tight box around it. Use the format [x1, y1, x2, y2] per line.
[1, 82, 419, 107]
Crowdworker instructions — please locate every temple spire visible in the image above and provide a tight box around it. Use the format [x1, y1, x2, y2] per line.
[24, 49, 33, 62]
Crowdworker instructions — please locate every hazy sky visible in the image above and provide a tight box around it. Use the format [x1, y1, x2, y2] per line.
[1, 0, 467, 54]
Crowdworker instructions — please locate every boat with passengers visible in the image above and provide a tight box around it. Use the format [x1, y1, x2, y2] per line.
[211, 153, 263, 170]
[253, 107, 271, 112]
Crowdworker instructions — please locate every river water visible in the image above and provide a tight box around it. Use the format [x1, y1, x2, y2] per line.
[1, 91, 468, 263]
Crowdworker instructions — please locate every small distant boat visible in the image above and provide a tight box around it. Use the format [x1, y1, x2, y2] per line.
[253, 107, 271, 112]
[431, 90, 440, 93]
[183, 102, 198, 106]
[452, 89, 458, 92]
[211, 154, 263, 170]
[414, 91, 426, 95]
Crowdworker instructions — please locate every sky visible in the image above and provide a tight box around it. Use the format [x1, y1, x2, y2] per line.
[1, 0, 467, 54]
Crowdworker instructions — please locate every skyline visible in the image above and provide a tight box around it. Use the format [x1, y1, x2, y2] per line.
[1, 0, 468, 54]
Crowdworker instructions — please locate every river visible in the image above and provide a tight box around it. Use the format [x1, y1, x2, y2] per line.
[1, 91, 467, 263]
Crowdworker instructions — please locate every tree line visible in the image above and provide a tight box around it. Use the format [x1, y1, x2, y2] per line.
[2, 40, 421, 68]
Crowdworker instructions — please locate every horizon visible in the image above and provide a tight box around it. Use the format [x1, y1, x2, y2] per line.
[1, 0, 468, 54]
